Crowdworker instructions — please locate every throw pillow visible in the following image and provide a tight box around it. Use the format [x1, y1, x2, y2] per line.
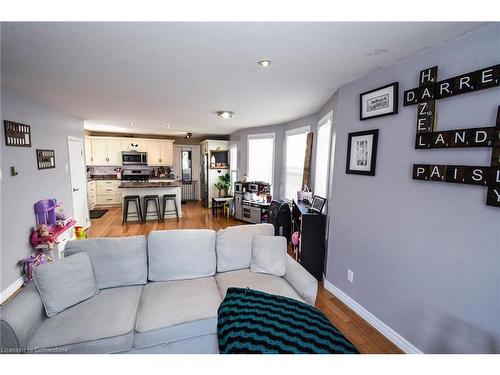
[34, 252, 99, 317]
[250, 235, 287, 277]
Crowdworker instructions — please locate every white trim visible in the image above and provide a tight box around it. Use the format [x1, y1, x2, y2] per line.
[285, 125, 310, 136]
[67, 136, 91, 229]
[318, 111, 333, 128]
[0, 276, 24, 305]
[247, 132, 275, 192]
[283, 125, 311, 199]
[314, 111, 333, 199]
[322, 278, 423, 354]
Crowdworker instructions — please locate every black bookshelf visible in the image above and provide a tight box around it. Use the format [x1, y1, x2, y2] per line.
[291, 199, 326, 281]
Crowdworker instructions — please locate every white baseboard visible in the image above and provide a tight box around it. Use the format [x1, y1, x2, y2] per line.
[0, 276, 24, 305]
[323, 278, 422, 354]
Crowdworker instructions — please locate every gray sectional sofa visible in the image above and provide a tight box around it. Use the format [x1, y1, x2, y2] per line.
[0, 224, 318, 354]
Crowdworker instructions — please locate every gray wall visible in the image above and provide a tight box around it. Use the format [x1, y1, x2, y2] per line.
[1, 85, 84, 293]
[326, 23, 500, 353]
[229, 113, 318, 198]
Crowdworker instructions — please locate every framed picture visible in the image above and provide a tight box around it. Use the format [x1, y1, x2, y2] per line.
[346, 129, 379, 176]
[36, 149, 56, 169]
[310, 195, 327, 214]
[360, 82, 398, 120]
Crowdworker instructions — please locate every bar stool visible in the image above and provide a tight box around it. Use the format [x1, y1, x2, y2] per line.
[162, 194, 179, 222]
[122, 195, 142, 224]
[143, 195, 161, 222]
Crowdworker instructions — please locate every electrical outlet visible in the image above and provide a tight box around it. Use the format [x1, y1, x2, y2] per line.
[347, 269, 354, 283]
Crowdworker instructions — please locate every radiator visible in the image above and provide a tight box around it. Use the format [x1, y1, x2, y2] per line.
[181, 181, 197, 202]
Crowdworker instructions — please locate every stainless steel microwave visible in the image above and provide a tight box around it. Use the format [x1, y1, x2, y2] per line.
[122, 151, 148, 165]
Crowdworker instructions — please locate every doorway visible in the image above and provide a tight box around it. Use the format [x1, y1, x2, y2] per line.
[68, 136, 90, 228]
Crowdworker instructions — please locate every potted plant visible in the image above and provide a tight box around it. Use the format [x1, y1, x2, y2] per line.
[214, 173, 231, 197]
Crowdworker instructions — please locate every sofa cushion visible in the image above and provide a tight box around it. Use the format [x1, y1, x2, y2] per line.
[250, 235, 287, 276]
[215, 269, 303, 303]
[134, 277, 222, 349]
[148, 229, 216, 281]
[33, 252, 99, 317]
[65, 235, 147, 289]
[216, 224, 274, 272]
[28, 285, 143, 353]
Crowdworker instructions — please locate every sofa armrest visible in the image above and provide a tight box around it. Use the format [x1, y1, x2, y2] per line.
[0, 283, 45, 351]
[284, 255, 318, 305]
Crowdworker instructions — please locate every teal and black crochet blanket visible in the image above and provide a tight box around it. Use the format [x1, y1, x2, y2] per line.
[217, 287, 359, 354]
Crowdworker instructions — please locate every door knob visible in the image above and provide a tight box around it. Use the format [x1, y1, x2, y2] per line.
[73, 188, 79, 192]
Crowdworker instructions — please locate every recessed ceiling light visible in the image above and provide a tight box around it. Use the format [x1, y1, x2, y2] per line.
[217, 111, 234, 119]
[164, 124, 173, 128]
[129, 122, 135, 126]
[258, 59, 272, 67]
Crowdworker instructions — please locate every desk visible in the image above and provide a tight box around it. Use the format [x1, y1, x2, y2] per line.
[212, 197, 232, 216]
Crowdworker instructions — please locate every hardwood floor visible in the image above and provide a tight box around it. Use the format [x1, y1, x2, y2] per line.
[87, 201, 402, 354]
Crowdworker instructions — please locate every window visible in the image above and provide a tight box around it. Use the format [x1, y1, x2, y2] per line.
[229, 144, 238, 192]
[314, 112, 333, 199]
[284, 126, 310, 200]
[247, 133, 275, 187]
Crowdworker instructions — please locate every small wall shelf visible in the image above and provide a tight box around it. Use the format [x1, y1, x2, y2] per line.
[210, 150, 229, 169]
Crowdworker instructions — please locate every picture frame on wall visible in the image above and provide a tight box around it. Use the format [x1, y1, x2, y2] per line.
[346, 129, 379, 176]
[359, 82, 398, 120]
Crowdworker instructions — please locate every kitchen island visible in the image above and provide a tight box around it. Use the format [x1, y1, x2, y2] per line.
[118, 181, 182, 221]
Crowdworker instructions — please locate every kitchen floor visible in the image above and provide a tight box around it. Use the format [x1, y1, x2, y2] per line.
[86, 201, 402, 354]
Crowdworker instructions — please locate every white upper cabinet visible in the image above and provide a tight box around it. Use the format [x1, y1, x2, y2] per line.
[106, 139, 123, 165]
[85, 136, 174, 166]
[121, 139, 147, 152]
[88, 137, 123, 166]
[91, 138, 109, 165]
[84, 137, 93, 165]
[147, 140, 174, 166]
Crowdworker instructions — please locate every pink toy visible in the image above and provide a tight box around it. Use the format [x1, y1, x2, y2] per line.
[23, 252, 47, 285]
[291, 231, 301, 247]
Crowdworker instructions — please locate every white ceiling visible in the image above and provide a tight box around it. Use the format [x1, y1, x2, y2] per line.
[1, 22, 488, 136]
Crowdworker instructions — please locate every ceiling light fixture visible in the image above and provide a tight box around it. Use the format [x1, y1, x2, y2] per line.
[164, 124, 173, 128]
[129, 122, 135, 126]
[216, 111, 234, 119]
[185, 132, 193, 139]
[258, 59, 272, 67]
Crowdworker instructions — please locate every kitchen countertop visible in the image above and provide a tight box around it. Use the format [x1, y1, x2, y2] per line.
[87, 175, 119, 182]
[118, 181, 182, 188]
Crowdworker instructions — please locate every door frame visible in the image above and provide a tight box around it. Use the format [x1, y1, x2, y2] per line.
[67, 135, 91, 229]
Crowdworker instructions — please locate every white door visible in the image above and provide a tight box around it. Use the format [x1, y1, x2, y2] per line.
[68, 136, 90, 228]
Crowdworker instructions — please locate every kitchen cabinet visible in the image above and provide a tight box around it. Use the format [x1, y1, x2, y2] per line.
[121, 139, 147, 152]
[96, 180, 121, 205]
[89, 137, 122, 166]
[147, 140, 174, 166]
[84, 137, 93, 165]
[87, 180, 97, 210]
[106, 139, 122, 165]
[90, 138, 108, 165]
[85, 136, 175, 167]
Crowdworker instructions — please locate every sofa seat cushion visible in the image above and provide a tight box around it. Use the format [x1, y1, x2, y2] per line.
[134, 277, 222, 349]
[28, 285, 143, 354]
[215, 269, 304, 303]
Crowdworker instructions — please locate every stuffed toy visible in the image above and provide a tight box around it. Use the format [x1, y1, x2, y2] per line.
[37, 224, 54, 250]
